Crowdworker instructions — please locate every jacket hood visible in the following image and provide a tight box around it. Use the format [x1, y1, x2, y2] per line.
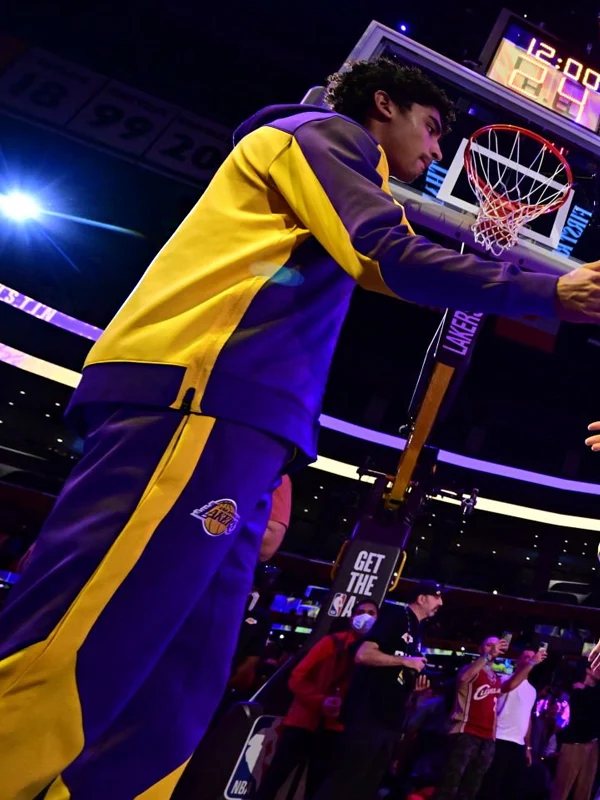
[233, 104, 331, 144]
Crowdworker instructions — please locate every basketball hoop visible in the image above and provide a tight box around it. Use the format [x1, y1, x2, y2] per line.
[464, 124, 573, 257]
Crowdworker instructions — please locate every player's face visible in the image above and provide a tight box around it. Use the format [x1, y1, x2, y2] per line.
[376, 96, 443, 183]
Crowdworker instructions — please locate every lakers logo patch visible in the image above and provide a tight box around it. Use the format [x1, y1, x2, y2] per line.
[191, 499, 240, 537]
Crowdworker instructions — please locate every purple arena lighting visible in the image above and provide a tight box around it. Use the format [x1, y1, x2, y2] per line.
[0, 284, 102, 342]
[319, 415, 600, 496]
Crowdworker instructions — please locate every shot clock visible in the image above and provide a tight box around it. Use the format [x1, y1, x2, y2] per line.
[484, 17, 600, 134]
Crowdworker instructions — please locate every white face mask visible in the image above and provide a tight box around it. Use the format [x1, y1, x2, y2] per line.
[352, 613, 376, 633]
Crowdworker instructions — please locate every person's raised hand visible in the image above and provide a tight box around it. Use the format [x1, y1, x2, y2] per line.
[488, 639, 508, 659]
[556, 262, 600, 324]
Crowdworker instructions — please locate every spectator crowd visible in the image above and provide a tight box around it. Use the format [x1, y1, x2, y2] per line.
[221, 577, 600, 800]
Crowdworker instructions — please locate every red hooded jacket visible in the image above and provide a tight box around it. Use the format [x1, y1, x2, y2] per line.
[284, 630, 358, 732]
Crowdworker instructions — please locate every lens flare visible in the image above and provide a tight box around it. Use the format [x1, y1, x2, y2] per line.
[0, 192, 41, 221]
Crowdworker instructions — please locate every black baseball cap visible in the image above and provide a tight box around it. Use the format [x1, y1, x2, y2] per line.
[408, 580, 444, 602]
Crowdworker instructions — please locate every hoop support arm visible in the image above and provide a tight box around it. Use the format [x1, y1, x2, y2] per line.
[386, 361, 455, 508]
[386, 306, 487, 510]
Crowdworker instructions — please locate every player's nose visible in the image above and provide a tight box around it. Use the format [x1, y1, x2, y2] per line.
[431, 142, 442, 162]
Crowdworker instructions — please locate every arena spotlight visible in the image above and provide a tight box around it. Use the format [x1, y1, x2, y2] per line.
[0, 192, 41, 222]
[399, 23, 408, 33]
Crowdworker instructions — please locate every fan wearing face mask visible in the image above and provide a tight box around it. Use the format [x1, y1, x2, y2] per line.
[254, 601, 379, 800]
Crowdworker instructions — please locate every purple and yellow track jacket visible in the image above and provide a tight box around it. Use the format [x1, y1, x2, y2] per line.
[70, 104, 558, 462]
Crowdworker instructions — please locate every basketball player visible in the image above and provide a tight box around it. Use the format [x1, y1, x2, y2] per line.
[3, 57, 600, 800]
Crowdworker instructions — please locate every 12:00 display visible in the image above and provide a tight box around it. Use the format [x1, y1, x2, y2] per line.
[527, 38, 600, 90]
[487, 35, 600, 132]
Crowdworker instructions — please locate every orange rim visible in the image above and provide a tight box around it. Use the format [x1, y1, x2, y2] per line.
[464, 124, 573, 215]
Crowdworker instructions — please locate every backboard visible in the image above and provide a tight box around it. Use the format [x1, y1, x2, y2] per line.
[341, 18, 600, 277]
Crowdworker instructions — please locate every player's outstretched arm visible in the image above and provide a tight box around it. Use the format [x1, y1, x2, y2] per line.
[267, 115, 600, 324]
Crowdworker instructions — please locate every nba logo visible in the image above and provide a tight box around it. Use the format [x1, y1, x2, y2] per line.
[225, 715, 283, 799]
[328, 593, 347, 617]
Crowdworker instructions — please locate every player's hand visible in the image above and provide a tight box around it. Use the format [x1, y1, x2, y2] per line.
[532, 648, 548, 666]
[404, 656, 428, 673]
[556, 262, 600, 324]
[414, 674, 431, 693]
[585, 422, 600, 452]
[526, 748, 533, 767]
[589, 639, 600, 673]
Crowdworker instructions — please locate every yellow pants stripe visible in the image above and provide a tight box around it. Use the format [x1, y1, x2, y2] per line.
[0, 414, 215, 800]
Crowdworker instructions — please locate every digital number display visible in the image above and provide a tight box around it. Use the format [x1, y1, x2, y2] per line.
[486, 22, 600, 134]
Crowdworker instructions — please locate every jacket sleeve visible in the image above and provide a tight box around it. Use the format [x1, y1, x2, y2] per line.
[288, 636, 336, 706]
[267, 115, 558, 319]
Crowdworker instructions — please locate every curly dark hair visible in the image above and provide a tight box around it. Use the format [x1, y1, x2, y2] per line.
[325, 57, 455, 134]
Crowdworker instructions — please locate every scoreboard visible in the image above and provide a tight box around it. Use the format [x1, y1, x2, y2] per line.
[482, 11, 600, 134]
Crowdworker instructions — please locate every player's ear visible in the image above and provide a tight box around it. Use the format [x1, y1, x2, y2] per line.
[373, 90, 394, 120]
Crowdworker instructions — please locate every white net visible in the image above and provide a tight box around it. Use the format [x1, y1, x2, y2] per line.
[465, 126, 572, 257]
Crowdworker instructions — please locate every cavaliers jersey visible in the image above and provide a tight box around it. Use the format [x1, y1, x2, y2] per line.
[69, 104, 558, 461]
[449, 665, 503, 740]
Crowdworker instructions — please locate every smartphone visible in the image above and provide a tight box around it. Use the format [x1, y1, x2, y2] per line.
[502, 631, 513, 646]
[539, 641, 549, 652]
